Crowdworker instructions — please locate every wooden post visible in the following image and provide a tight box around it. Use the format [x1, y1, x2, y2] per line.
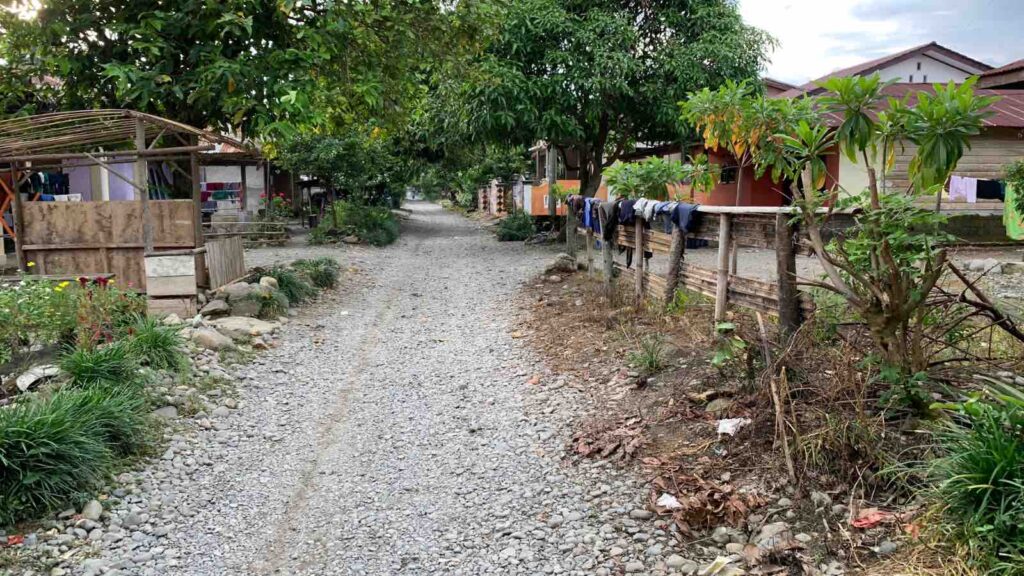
[715, 213, 732, 322]
[599, 210, 614, 295]
[190, 148, 203, 248]
[664, 226, 686, 303]
[134, 119, 153, 254]
[566, 207, 577, 258]
[545, 145, 557, 220]
[10, 164, 26, 272]
[634, 217, 645, 304]
[586, 228, 595, 276]
[240, 163, 248, 214]
[775, 213, 800, 337]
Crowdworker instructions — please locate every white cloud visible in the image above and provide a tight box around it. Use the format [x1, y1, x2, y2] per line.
[741, 0, 908, 84]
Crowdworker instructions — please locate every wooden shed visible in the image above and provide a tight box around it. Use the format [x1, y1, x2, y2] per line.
[0, 110, 253, 316]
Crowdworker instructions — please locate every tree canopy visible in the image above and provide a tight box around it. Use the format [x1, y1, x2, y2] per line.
[431, 0, 772, 196]
[0, 0, 492, 138]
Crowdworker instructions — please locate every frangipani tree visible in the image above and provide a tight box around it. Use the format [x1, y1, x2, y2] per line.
[767, 76, 1002, 391]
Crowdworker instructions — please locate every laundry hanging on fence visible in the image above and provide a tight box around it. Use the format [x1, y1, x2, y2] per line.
[977, 179, 1005, 201]
[600, 200, 619, 242]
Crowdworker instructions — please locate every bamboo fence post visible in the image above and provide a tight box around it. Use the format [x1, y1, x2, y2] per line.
[634, 217, 645, 304]
[663, 226, 686, 303]
[775, 213, 800, 337]
[586, 228, 595, 276]
[714, 213, 732, 322]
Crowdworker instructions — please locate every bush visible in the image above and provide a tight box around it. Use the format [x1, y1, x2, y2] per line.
[496, 211, 535, 241]
[0, 384, 149, 526]
[59, 341, 138, 388]
[319, 201, 399, 246]
[928, 389, 1024, 573]
[265, 266, 318, 305]
[293, 258, 341, 289]
[123, 315, 187, 372]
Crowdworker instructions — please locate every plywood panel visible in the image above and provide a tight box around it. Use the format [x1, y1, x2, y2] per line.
[146, 275, 197, 297]
[21, 200, 197, 292]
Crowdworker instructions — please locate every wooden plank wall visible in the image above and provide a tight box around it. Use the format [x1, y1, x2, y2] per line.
[889, 129, 1024, 190]
[206, 236, 246, 290]
[21, 200, 196, 291]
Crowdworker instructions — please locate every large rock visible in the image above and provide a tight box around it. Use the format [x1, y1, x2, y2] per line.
[208, 317, 280, 341]
[545, 253, 577, 274]
[81, 500, 103, 521]
[200, 299, 231, 317]
[229, 297, 263, 318]
[15, 364, 60, 392]
[220, 282, 255, 302]
[191, 327, 235, 351]
[259, 276, 279, 290]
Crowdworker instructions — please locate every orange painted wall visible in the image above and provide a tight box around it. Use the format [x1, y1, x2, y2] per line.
[530, 180, 608, 216]
[691, 147, 840, 207]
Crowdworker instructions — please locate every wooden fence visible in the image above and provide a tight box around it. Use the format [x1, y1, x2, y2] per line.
[205, 236, 247, 290]
[568, 206, 812, 336]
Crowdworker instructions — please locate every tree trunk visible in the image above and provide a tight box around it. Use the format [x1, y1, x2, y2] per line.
[579, 146, 604, 197]
[546, 143, 557, 219]
[664, 226, 686, 303]
[730, 160, 744, 274]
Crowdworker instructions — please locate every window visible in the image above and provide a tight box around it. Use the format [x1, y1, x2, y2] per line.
[909, 74, 914, 82]
[923, 74, 928, 82]
[720, 165, 738, 184]
[917, 61, 921, 71]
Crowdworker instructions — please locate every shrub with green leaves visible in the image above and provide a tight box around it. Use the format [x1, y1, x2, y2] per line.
[293, 258, 340, 289]
[627, 335, 666, 375]
[123, 315, 187, 372]
[928, 383, 1024, 573]
[0, 384, 150, 527]
[59, 341, 138, 388]
[320, 200, 400, 246]
[496, 211, 535, 241]
[265, 266, 318, 305]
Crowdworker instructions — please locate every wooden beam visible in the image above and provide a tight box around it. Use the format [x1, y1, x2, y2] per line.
[10, 164, 26, 270]
[135, 119, 154, 254]
[191, 147, 203, 248]
[0, 144, 213, 163]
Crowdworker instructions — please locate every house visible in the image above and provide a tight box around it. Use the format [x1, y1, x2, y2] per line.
[979, 59, 1024, 89]
[777, 41, 992, 98]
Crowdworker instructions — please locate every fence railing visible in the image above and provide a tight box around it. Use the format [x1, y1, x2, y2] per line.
[566, 205, 813, 336]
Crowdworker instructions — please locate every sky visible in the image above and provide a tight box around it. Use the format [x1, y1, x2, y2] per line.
[739, 0, 1023, 85]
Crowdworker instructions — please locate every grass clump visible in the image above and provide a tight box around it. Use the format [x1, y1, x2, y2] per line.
[293, 258, 341, 289]
[265, 266, 318, 305]
[258, 290, 290, 320]
[59, 341, 137, 388]
[927, 383, 1024, 573]
[495, 211, 535, 241]
[123, 315, 188, 372]
[0, 384, 150, 526]
[627, 334, 666, 375]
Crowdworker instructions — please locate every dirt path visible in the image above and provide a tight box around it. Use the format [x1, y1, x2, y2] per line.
[65, 202, 701, 576]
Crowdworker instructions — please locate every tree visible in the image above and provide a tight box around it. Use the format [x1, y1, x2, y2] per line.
[746, 76, 1002, 384]
[0, 0, 489, 138]
[439, 0, 771, 197]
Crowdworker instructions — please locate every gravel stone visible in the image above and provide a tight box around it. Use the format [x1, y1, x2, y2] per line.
[55, 203, 671, 576]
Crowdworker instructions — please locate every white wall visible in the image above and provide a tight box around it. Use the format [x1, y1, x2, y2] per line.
[202, 165, 265, 213]
[878, 55, 973, 84]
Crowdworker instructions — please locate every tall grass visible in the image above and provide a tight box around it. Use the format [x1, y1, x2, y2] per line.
[627, 335, 666, 375]
[293, 258, 340, 289]
[123, 315, 188, 372]
[264, 266, 318, 305]
[928, 384, 1024, 573]
[496, 212, 535, 241]
[59, 341, 137, 387]
[0, 385, 150, 526]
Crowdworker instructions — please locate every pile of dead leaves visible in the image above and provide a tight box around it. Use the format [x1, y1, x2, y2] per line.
[650, 474, 767, 536]
[571, 413, 646, 460]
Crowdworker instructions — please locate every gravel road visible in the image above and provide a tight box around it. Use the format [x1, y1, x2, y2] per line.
[63, 202, 693, 576]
